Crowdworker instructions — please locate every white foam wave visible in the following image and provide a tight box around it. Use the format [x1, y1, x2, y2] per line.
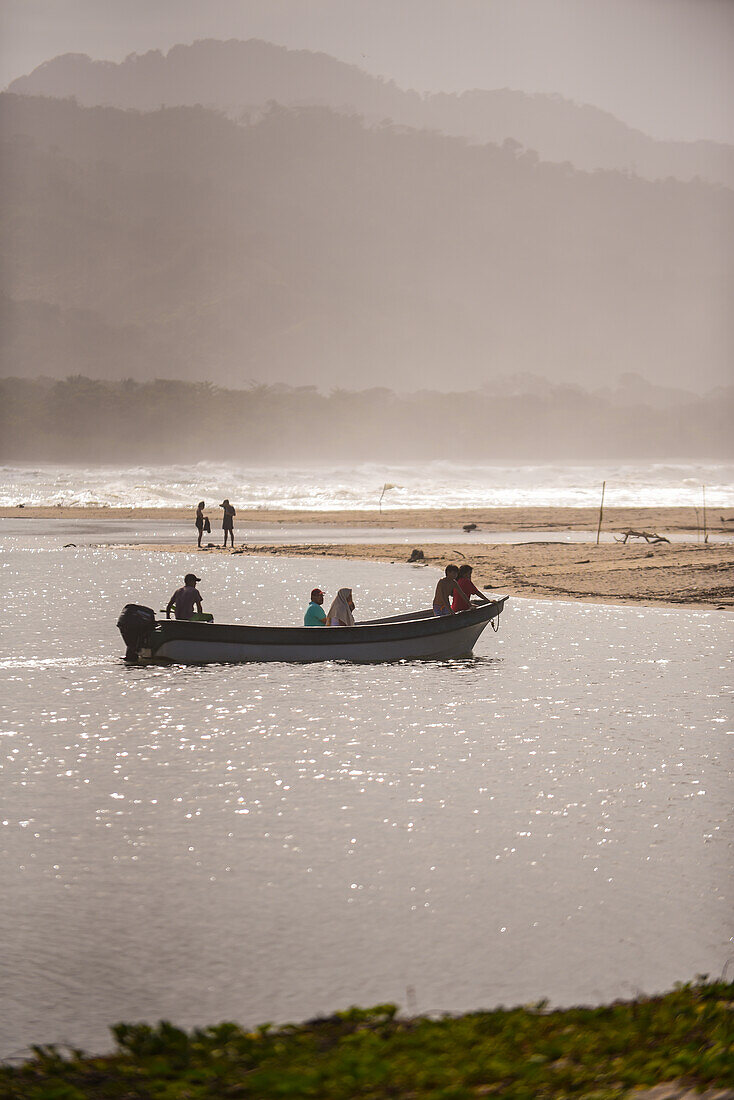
[1, 460, 733, 510]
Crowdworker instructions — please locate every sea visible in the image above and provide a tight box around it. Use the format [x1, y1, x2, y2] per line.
[1, 527, 732, 1059]
[2, 459, 734, 510]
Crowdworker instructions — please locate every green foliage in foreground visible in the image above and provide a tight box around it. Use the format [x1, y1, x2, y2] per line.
[2, 981, 732, 1100]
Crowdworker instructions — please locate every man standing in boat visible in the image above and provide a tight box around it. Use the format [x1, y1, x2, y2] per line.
[166, 573, 203, 620]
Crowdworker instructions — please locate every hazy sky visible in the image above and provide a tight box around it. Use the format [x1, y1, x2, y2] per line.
[1, 0, 733, 144]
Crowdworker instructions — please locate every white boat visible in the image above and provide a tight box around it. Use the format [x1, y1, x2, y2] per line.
[119, 598, 508, 664]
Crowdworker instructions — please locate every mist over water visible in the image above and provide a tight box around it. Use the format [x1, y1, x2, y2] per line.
[3, 460, 733, 510]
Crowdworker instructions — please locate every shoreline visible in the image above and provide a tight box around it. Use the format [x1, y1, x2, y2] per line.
[121, 538, 734, 611]
[2, 982, 732, 1098]
[2, 504, 731, 534]
[4, 507, 732, 610]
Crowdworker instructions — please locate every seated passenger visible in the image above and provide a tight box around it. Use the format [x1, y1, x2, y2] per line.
[327, 588, 355, 626]
[304, 587, 327, 626]
[433, 564, 464, 616]
[166, 573, 203, 620]
[451, 563, 491, 612]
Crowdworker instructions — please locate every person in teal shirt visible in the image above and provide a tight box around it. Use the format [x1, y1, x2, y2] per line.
[304, 588, 327, 626]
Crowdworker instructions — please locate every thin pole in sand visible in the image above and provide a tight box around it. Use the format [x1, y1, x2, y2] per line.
[702, 485, 708, 543]
[379, 483, 398, 515]
[596, 481, 606, 545]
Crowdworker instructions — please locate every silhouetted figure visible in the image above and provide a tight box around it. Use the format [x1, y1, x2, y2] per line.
[433, 564, 464, 616]
[220, 499, 236, 547]
[195, 501, 205, 547]
[451, 564, 491, 612]
[166, 573, 203, 620]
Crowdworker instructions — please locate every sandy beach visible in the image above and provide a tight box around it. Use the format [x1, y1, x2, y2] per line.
[6, 505, 730, 609]
[3, 504, 731, 532]
[164, 539, 733, 609]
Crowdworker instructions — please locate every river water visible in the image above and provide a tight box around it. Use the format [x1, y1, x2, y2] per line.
[1, 529, 732, 1058]
[1, 519, 731, 548]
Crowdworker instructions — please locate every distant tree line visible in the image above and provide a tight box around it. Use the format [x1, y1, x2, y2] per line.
[1, 94, 732, 394]
[1, 376, 731, 462]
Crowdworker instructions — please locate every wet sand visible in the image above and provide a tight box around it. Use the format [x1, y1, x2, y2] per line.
[3, 504, 731, 534]
[161, 539, 733, 610]
[5, 505, 732, 608]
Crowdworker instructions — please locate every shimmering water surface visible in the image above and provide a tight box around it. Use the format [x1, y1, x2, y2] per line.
[1, 519, 731, 548]
[1, 530, 732, 1058]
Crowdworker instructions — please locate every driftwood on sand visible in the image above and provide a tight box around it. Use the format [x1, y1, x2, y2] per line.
[615, 529, 671, 544]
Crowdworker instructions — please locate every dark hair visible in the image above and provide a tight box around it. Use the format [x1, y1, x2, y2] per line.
[445, 564, 459, 576]
[197, 501, 205, 509]
[457, 564, 472, 578]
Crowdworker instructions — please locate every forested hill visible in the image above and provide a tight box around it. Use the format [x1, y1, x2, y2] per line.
[1, 377, 731, 463]
[7, 38, 734, 187]
[2, 94, 731, 395]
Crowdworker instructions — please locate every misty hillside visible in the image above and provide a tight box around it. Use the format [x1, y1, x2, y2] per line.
[2, 376, 730, 463]
[1, 93, 732, 393]
[7, 38, 734, 188]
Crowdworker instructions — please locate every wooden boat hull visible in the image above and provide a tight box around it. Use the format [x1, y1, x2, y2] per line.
[137, 598, 507, 664]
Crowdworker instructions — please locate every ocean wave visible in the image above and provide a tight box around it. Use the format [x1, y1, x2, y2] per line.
[1, 461, 733, 510]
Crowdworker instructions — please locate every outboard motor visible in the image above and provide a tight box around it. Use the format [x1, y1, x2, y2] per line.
[117, 604, 156, 662]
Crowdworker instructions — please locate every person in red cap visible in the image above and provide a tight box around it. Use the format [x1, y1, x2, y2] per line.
[166, 573, 203, 620]
[304, 588, 327, 626]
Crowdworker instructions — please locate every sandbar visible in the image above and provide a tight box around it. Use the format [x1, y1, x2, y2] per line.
[4, 506, 732, 609]
[143, 539, 733, 610]
[2, 504, 731, 533]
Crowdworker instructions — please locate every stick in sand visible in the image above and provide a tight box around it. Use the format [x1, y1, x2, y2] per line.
[378, 483, 400, 514]
[596, 481, 606, 545]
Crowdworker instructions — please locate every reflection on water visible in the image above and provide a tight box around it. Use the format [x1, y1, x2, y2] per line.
[1, 518, 732, 546]
[1, 535, 732, 1057]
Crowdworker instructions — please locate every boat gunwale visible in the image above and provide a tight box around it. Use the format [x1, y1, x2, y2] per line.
[148, 597, 507, 653]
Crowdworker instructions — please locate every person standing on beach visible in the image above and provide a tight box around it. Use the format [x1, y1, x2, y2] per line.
[195, 501, 206, 547]
[451, 564, 491, 612]
[220, 499, 236, 547]
[166, 573, 203, 620]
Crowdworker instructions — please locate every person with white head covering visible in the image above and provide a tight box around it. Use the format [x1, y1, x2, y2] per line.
[327, 588, 355, 626]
